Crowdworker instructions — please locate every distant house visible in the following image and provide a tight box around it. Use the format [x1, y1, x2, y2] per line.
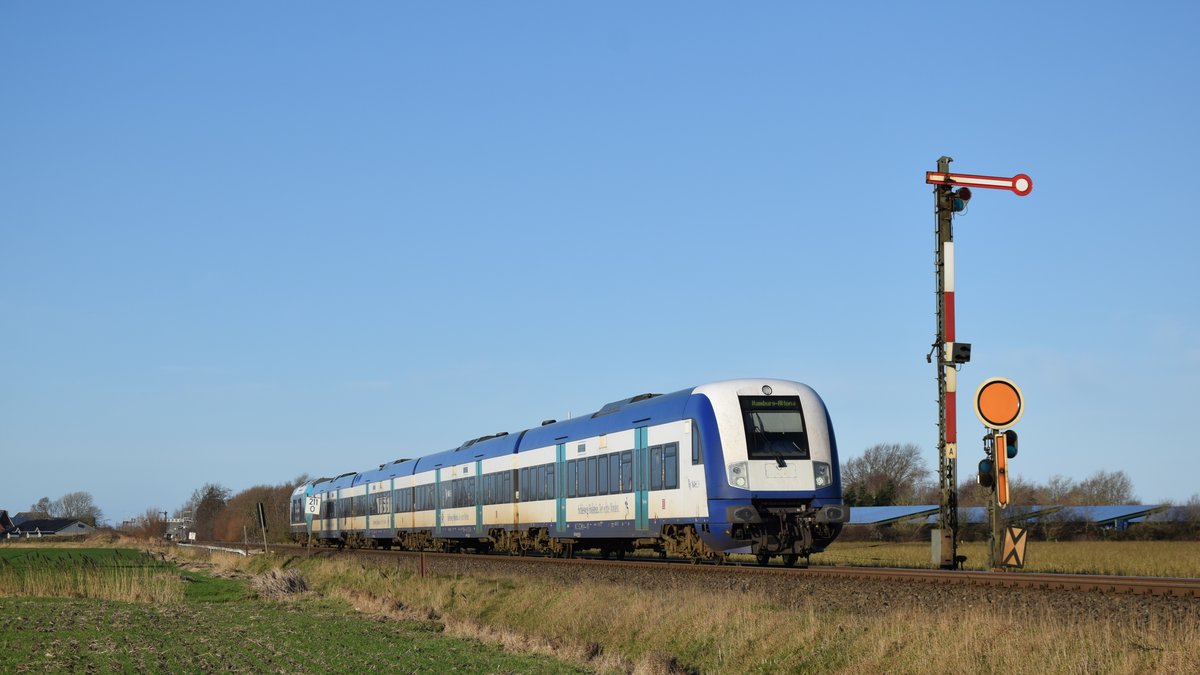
[3, 517, 95, 538]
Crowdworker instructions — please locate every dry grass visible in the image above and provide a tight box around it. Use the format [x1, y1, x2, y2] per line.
[0, 567, 185, 603]
[818, 540, 1200, 577]
[164, 545, 1200, 674]
[0, 549, 184, 604]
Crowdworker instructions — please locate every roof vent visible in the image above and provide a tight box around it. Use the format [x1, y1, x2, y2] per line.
[592, 392, 661, 418]
[460, 431, 509, 450]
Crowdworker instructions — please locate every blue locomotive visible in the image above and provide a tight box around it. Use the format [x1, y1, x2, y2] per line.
[290, 378, 847, 564]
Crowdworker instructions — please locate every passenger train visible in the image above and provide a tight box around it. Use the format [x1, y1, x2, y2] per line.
[290, 378, 847, 564]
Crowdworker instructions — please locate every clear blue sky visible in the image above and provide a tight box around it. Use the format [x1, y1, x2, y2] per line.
[3, 3, 1197, 524]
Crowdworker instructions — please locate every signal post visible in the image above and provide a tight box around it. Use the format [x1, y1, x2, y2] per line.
[974, 378, 1025, 569]
[926, 158, 1031, 569]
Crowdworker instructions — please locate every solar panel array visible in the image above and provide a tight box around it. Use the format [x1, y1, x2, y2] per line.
[848, 504, 1168, 526]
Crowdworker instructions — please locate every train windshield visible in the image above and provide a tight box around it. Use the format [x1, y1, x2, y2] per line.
[740, 396, 810, 460]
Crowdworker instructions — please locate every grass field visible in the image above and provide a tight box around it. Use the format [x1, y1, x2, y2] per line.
[5, 540, 1198, 673]
[0, 545, 583, 674]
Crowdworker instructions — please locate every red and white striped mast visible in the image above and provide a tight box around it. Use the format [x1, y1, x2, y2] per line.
[926, 157, 1032, 569]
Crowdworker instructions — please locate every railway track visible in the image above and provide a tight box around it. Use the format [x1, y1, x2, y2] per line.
[222, 542, 1200, 598]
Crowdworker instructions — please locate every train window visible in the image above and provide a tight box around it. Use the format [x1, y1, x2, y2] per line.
[582, 457, 593, 497]
[546, 465, 555, 500]
[650, 446, 664, 491]
[567, 460, 576, 498]
[609, 454, 620, 495]
[741, 396, 810, 460]
[665, 443, 679, 489]
[520, 467, 529, 501]
[692, 425, 703, 465]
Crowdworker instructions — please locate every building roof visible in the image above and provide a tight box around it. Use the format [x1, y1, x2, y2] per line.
[6, 518, 94, 535]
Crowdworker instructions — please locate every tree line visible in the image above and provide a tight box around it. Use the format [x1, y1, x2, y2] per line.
[174, 476, 309, 543]
[842, 442, 1148, 507]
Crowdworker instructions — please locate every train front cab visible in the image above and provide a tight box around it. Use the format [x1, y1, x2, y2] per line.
[692, 380, 848, 564]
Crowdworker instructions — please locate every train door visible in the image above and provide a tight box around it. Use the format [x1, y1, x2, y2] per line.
[635, 427, 649, 531]
[512, 467, 520, 530]
[555, 443, 567, 533]
[475, 460, 484, 537]
[434, 468, 442, 537]
[389, 478, 396, 533]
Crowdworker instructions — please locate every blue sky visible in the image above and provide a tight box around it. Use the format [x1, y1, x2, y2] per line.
[2, 3, 1197, 524]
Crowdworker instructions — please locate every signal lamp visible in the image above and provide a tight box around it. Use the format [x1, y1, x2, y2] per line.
[949, 342, 972, 364]
[951, 187, 972, 212]
[977, 458, 995, 488]
[1004, 430, 1018, 459]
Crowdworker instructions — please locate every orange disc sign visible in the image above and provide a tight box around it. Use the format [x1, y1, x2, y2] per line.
[974, 377, 1024, 429]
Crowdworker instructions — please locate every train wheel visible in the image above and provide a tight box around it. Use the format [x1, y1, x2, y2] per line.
[782, 554, 799, 567]
[755, 553, 770, 566]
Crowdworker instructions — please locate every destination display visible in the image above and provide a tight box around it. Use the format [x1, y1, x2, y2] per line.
[741, 396, 802, 411]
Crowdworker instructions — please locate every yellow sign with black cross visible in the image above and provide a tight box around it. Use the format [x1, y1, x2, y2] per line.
[1001, 526, 1027, 568]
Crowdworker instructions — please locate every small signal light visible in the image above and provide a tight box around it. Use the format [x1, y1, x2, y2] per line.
[977, 458, 995, 488]
[951, 187, 972, 213]
[1003, 430, 1018, 459]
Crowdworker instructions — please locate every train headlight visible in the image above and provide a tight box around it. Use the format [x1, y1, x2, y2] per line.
[727, 461, 748, 488]
[813, 462, 832, 488]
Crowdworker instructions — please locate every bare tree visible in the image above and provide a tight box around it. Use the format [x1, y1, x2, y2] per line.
[1074, 470, 1136, 504]
[841, 443, 933, 505]
[184, 484, 231, 541]
[29, 497, 54, 518]
[138, 508, 168, 539]
[56, 491, 104, 526]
